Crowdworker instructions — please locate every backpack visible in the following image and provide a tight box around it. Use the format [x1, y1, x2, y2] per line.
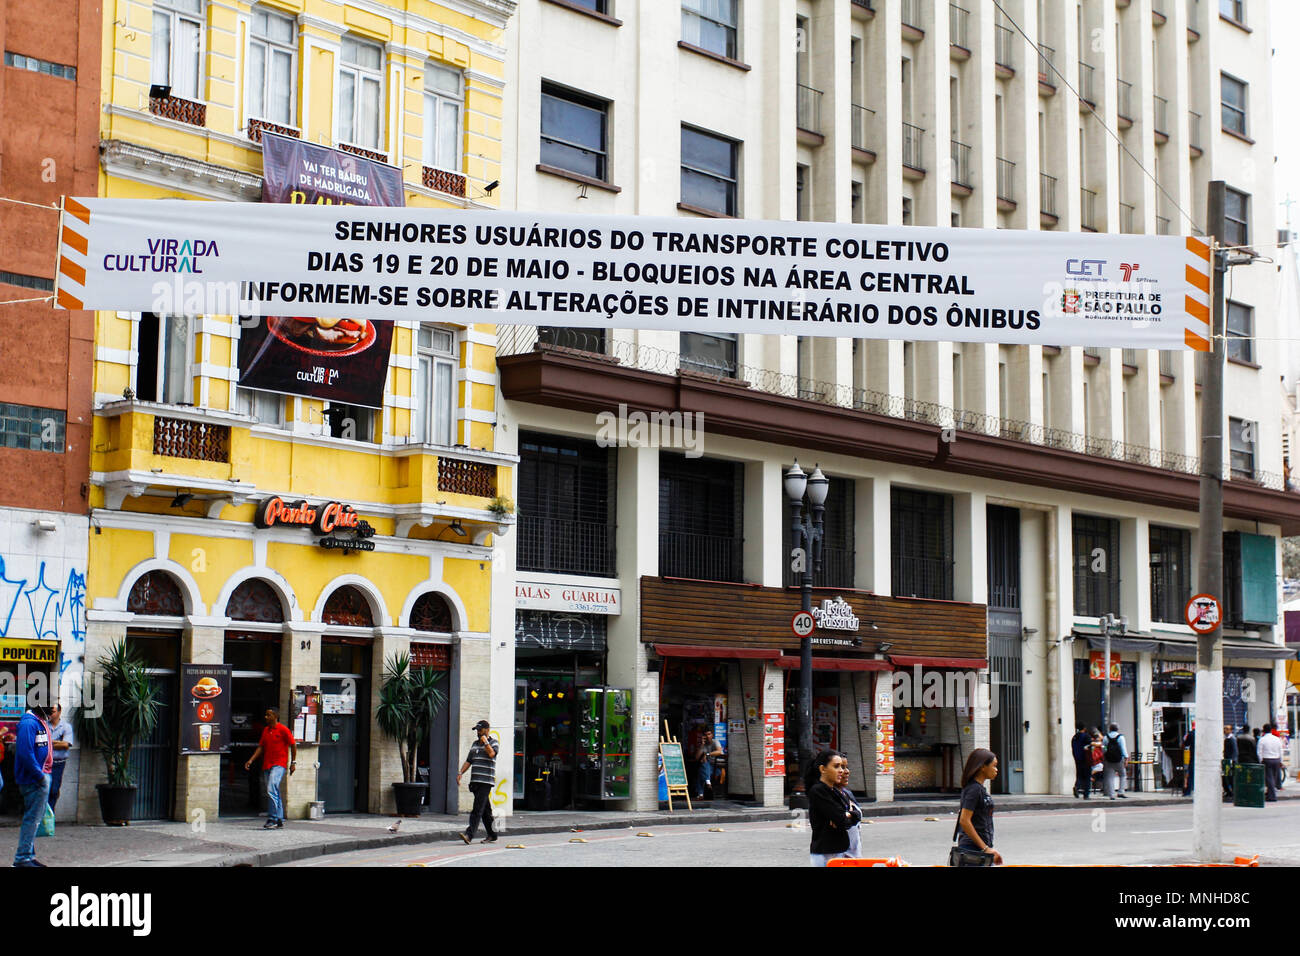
[1105, 733, 1123, 763]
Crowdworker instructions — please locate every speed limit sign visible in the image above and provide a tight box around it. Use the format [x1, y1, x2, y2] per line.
[791, 611, 815, 638]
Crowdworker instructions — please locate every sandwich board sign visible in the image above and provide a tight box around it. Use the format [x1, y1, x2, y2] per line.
[659, 722, 693, 812]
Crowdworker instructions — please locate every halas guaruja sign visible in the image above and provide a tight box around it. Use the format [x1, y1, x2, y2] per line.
[55, 199, 1209, 350]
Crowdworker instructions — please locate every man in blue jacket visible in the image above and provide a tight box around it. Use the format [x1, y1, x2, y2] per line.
[13, 697, 52, 868]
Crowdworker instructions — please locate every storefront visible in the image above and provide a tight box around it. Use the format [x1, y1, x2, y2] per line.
[512, 580, 624, 810]
[0, 638, 61, 815]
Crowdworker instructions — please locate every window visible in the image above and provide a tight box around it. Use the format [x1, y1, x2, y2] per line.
[518, 431, 616, 576]
[413, 326, 456, 446]
[682, 0, 738, 59]
[1224, 188, 1249, 247]
[1149, 525, 1191, 624]
[136, 313, 194, 404]
[248, 7, 295, 126]
[337, 36, 383, 150]
[423, 65, 463, 172]
[659, 454, 744, 582]
[3, 51, 76, 81]
[681, 125, 738, 216]
[1219, 0, 1244, 23]
[851, 180, 863, 223]
[0, 404, 65, 452]
[323, 402, 374, 442]
[891, 489, 954, 600]
[564, 0, 609, 11]
[237, 388, 283, 426]
[1226, 301, 1254, 363]
[152, 0, 204, 101]
[1221, 73, 1247, 136]
[783, 475, 855, 588]
[680, 330, 737, 377]
[540, 84, 608, 180]
[902, 196, 913, 225]
[796, 164, 810, 221]
[1072, 514, 1120, 617]
[1229, 417, 1255, 479]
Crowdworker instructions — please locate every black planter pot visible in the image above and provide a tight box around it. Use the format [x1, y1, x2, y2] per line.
[392, 782, 427, 817]
[96, 784, 137, 826]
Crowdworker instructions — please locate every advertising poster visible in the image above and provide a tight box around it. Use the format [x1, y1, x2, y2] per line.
[1089, 651, 1122, 681]
[763, 712, 785, 777]
[236, 133, 404, 409]
[812, 694, 839, 752]
[180, 663, 232, 755]
[876, 715, 895, 775]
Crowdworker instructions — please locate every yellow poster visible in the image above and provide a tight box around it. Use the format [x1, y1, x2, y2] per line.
[0, 639, 59, 665]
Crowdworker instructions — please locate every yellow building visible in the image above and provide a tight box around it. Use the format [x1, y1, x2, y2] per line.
[81, 0, 517, 824]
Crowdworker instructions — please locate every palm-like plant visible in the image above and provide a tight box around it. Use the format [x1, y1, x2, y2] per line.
[375, 651, 448, 784]
[75, 640, 160, 787]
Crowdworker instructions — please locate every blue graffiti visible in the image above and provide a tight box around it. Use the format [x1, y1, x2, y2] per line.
[0, 557, 87, 674]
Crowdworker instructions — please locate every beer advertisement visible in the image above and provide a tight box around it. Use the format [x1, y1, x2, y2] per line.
[180, 663, 233, 755]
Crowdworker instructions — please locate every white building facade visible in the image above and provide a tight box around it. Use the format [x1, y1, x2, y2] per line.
[493, 0, 1297, 809]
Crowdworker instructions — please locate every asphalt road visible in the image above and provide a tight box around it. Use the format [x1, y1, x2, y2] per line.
[279, 800, 1300, 867]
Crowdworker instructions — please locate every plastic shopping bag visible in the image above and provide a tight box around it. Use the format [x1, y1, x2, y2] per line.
[36, 804, 54, 838]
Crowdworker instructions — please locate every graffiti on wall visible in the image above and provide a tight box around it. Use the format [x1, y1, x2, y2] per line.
[0, 556, 87, 675]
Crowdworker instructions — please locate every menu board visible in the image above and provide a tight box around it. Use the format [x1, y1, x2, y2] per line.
[291, 685, 322, 744]
[763, 712, 785, 777]
[180, 663, 232, 755]
[660, 741, 689, 788]
[876, 715, 895, 775]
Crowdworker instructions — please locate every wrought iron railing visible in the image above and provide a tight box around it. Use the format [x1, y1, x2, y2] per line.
[1153, 94, 1169, 134]
[659, 531, 744, 582]
[1120, 202, 1136, 234]
[950, 3, 970, 48]
[797, 84, 823, 135]
[892, 554, 954, 601]
[951, 140, 972, 187]
[1157, 215, 1172, 235]
[1159, 351, 1178, 379]
[995, 23, 1015, 70]
[518, 515, 616, 577]
[901, 0, 921, 30]
[1078, 62, 1095, 103]
[1081, 187, 1098, 230]
[1122, 348, 1139, 368]
[1041, 173, 1058, 217]
[851, 104, 874, 151]
[1037, 44, 1055, 84]
[1189, 110, 1202, 149]
[1117, 79, 1134, 120]
[997, 158, 1015, 203]
[902, 122, 925, 171]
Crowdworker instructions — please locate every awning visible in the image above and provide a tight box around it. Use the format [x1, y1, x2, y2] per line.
[889, 655, 988, 670]
[1080, 635, 1162, 654]
[1148, 631, 1299, 663]
[652, 644, 781, 660]
[773, 655, 892, 672]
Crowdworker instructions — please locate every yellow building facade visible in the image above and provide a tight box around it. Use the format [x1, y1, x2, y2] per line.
[81, 0, 517, 823]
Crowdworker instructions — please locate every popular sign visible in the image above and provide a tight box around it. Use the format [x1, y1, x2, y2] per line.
[55, 200, 1210, 351]
[253, 496, 377, 552]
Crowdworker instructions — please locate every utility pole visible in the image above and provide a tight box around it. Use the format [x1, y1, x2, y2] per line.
[1193, 181, 1227, 862]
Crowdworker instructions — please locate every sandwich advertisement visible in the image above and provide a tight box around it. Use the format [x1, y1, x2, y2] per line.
[180, 663, 233, 755]
[236, 133, 404, 408]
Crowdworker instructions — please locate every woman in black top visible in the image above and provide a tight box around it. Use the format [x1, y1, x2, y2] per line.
[956, 748, 1002, 865]
[806, 750, 861, 866]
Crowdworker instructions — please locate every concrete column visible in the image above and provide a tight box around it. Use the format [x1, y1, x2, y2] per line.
[745, 459, 785, 587]
[75, 614, 130, 824]
[1005, 344, 1044, 430]
[174, 622, 225, 823]
[912, 0, 951, 228]
[1137, 652, 1155, 779]
[1120, 516, 1151, 630]
[855, 476, 891, 594]
[367, 628, 412, 816]
[762, 0, 798, 222]
[1048, 504, 1076, 794]
[954, 490, 987, 605]
[280, 622, 321, 819]
[811, 0, 851, 225]
[489, 502, 518, 822]
[453, 633, 491, 813]
[1018, 508, 1050, 793]
[864, 0, 903, 226]
[966, 342, 1000, 433]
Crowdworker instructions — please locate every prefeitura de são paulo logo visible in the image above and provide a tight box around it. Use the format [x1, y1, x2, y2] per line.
[104, 238, 220, 275]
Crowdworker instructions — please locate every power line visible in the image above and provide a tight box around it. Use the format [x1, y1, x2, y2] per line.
[990, 0, 1204, 236]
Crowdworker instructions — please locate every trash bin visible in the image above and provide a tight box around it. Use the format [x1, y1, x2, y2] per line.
[1233, 763, 1266, 808]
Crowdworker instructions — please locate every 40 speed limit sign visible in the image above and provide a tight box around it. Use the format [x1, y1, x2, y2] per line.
[791, 611, 815, 638]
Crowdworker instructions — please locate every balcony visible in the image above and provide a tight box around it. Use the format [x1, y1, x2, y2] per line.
[901, 0, 923, 37]
[1160, 351, 1178, 382]
[1037, 44, 1056, 93]
[850, 0, 874, 11]
[518, 514, 615, 577]
[1120, 202, 1136, 234]
[851, 104, 876, 158]
[1078, 62, 1095, 107]
[422, 166, 467, 198]
[797, 84, 824, 137]
[950, 140, 972, 190]
[660, 530, 743, 582]
[149, 93, 206, 128]
[902, 123, 925, 175]
[1081, 187, 1098, 231]
[995, 23, 1015, 74]
[1157, 215, 1172, 235]
[997, 158, 1016, 208]
[247, 118, 301, 145]
[892, 554, 954, 601]
[153, 416, 229, 463]
[950, 3, 971, 55]
[1152, 0, 1166, 24]
[1189, 111, 1203, 154]
[1117, 80, 1134, 126]
[1040, 173, 1059, 223]
[1187, 0, 1200, 38]
[1122, 349, 1139, 372]
[338, 141, 388, 164]
[1153, 94, 1169, 141]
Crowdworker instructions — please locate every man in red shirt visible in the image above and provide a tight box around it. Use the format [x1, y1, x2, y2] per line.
[244, 708, 297, 829]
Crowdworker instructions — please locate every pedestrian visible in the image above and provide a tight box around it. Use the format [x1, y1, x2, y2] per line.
[951, 748, 1002, 866]
[1221, 724, 1238, 799]
[1236, 724, 1258, 765]
[1181, 725, 1195, 796]
[806, 750, 858, 866]
[1071, 723, 1092, 798]
[694, 726, 723, 800]
[1103, 723, 1128, 799]
[1089, 728, 1105, 794]
[47, 704, 74, 811]
[457, 719, 498, 844]
[1259, 722, 1284, 802]
[836, 757, 864, 858]
[243, 707, 296, 829]
[12, 695, 52, 868]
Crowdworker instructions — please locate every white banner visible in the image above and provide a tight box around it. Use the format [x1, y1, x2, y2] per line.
[55, 198, 1210, 350]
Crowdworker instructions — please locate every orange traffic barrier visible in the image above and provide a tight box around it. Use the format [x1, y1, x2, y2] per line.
[827, 856, 907, 867]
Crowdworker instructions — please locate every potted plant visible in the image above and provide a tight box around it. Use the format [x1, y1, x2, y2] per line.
[486, 495, 516, 536]
[376, 651, 448, 816]
[75, 640, 159, 825]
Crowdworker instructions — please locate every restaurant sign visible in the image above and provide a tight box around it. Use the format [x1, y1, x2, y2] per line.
[812, 597, 860, 631]
[254, 496, 376, 552]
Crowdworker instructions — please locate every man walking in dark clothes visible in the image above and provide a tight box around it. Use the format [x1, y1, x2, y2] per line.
[457, 719, 498, 844]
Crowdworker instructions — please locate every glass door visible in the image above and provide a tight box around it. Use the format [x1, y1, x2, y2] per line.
[125, 632, 179, 820]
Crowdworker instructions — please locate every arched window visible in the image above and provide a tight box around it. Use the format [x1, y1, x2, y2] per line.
[225, 578, 285, 623]
[322, 585, 374, 627]
[127, 570, 185, 616]
[409, 592, 453, 632]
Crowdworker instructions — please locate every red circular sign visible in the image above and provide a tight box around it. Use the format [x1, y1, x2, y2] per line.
[791, 611, 815, 638]
[1184, 593, 1221, 634]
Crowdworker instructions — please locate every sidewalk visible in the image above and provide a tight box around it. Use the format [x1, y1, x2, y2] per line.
[5, 788, 1296, 867]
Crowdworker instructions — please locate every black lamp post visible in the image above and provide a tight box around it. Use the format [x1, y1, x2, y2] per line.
[784, 459, 829, 801]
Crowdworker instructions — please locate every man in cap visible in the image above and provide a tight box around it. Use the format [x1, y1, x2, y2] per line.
[457, 719, 498, 844]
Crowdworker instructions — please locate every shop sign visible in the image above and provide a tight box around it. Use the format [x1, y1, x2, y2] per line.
[0, 639, 59, 665]
[763, 712, 785, 777]
[515, 581, 620, 615]
[253, 496, 377, 552]
[180, 663, 232, 755]
[811, 596, 859, 631]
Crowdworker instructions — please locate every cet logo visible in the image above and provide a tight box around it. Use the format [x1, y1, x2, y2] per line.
[1065, 258, 1106, 277]
[103, 238, 220, 275]
[1062, 288, 1081, 313]
[1119, 262, 1140, 281]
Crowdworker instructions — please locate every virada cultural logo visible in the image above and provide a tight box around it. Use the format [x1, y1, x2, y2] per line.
[104, 236, 220, 275]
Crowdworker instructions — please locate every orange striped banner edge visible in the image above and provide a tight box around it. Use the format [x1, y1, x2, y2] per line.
[1185, 265, 1209, 294]
[1186, 236, 1210, 261]
[56, 289, 83, 310]
[62, 228, 88, 256]
[1185, 328, 1210, 352]
[63, 197, 90, 225]
[59, 255, 85, 286]
[1185, 296, 1209, 323]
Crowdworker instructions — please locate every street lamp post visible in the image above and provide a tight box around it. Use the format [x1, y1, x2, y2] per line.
[784, 460, 829, 794]
[1098, 613, 1127, 732]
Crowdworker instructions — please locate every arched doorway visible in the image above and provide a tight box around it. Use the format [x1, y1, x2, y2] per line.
[220, 578, 285, 817]
[125, 570, 186, 820]
[319, 586, 374, 813]
[409, 592, 455, 813]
